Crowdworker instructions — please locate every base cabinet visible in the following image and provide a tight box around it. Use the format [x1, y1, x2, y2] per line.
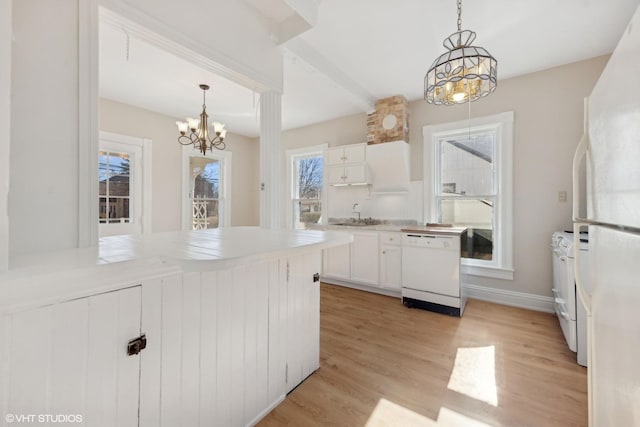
[2, 287, 142, 427]
[323, 230, 402, 293]
[380, 245, 402, 290]
[350, 232, 379, 285]
[323, 243, 351, 280]
[1, 253, 321, 427]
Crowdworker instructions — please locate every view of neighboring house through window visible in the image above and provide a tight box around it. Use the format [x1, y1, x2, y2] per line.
[190, 157, 220, 229]
[98, 133, 150, 237]
[426, 111, 514, 279]
[437, 134, 495, 260]
[292, 152, 323, 229]
[99, 150, 132, 224]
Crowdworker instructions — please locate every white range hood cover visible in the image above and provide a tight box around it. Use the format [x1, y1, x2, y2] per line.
[366, 140, 411, 192]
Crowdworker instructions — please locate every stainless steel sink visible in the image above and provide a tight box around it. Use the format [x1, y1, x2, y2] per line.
[331, 221, 380, 227]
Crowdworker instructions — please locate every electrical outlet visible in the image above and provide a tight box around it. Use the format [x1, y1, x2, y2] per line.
[558, 190, 568, 202]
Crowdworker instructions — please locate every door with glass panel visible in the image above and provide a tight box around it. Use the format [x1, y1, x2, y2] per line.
[99, 140, 143, 236]
[189, 157, 220, 229]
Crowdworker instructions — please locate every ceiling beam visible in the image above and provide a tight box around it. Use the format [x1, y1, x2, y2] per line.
[285, 38, 376, 113]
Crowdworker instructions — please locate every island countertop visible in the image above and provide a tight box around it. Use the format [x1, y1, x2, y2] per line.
[0, 227, 352, 314]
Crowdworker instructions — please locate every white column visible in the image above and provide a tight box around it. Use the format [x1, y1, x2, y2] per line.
[259, 91, 284, 229]
[78, 0, 99, 248]
[10, 0, 82, 255]
[0, 0, 10, 270]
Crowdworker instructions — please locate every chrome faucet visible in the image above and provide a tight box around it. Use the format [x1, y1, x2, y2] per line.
[352, 203, 361, 222]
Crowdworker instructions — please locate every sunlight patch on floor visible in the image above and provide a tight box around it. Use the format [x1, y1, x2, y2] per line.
[447, 345, 498, 406]
[365, 399, 492, 427]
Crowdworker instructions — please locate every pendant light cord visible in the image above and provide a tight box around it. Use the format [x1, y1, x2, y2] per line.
[457, 0, 462, 31]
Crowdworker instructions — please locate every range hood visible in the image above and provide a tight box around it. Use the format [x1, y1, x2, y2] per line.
[366, 140, 410, 192]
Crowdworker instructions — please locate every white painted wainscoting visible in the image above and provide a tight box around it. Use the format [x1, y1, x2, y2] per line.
[1, 250, 323, 427]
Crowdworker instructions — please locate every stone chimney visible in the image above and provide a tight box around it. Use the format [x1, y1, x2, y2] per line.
[366, 95, 409, 145]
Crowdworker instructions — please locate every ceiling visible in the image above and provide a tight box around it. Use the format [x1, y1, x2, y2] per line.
[99, 0, 640, 138]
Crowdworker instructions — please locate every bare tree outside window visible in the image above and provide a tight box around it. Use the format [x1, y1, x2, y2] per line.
[293, 155, 323, 228]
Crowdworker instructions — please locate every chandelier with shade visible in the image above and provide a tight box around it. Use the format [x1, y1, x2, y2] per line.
[176, 84, 227, 155]
[424, 0, 497, 105]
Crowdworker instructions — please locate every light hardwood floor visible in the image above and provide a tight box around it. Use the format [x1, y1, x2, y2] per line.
[258, 283, 587, 427]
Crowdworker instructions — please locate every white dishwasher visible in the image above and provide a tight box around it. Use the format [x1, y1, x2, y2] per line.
[401, 230, 466, 316]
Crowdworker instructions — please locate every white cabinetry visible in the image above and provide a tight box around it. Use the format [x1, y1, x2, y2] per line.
[350, 231, 379, 285]
[325, 143, 369, 185]
[323, 230, 401, 292]
[1, 253, 322, 427]
[3, 286, 142, 426]
[379, 232, 402, 290]
[323, 243, 351, 280]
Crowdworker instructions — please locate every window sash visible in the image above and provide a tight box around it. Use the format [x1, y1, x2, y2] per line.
[424, 112, 514, 279]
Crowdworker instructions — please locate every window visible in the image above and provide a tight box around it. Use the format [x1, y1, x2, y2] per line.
[286, 145, 327, 229]
[424, 112, 514, 279]
[99, 150, 131, 224]
[182, 147, 231, 230]
[98, 132, 151, 237]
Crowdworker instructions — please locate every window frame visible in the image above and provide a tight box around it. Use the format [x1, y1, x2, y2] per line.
[423, 111, 514, 280]
[182, 146, 232, 230]
[286, 144, 328, 229]
[98, 131, 152, 237]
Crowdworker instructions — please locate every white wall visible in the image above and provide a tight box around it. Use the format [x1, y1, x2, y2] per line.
[281, 55, 609, 298]
[9, 0, 81, 257]
[281, 113, 368, 151]
[100, 98, 259, 230]
[6, 1, 281, 261]
[0, 0, 10, 270]
[412, 55, 608, 296]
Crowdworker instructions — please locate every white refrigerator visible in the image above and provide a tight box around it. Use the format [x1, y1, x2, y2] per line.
[573, 4, 640, 426]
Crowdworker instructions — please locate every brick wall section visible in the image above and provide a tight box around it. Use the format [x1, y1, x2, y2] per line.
[367, 95, 410, 144]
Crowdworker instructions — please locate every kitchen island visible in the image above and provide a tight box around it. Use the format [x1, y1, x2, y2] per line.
[0, 227, 351, 427]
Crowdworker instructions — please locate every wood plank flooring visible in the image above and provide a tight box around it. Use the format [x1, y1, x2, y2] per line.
[258, 284, 587, 427]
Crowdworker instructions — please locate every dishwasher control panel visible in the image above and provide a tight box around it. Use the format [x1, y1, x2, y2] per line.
[402, 233, 455, 250]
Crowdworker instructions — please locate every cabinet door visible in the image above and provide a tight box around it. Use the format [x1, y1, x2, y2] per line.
[380, 245, 402, 290]
[343, 164, 367, 184]
[323, 244, 351, 280]
[351, 232, 379, 285]
[287, 252, 321, 393]
[327, 165, 346, 184]
[3, 287, 142, 427]
[343, 144, 366, 164]
[324, 147, 345, 166]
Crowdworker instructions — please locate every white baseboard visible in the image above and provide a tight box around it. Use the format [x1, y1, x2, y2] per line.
[463, 283, 555, 313]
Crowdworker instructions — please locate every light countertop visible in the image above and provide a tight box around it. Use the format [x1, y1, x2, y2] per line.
[0, 227, 351, 314]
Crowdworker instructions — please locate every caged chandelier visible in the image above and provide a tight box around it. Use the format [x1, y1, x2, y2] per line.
[176, 84, 227, 155]
[424, 0, 497, 105]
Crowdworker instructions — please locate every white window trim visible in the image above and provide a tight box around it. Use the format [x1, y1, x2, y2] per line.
[99, 131, 152, 236]
[182, 146, 232, 230]
[286, 144, 328, 229]
[423, 111, 514, 280]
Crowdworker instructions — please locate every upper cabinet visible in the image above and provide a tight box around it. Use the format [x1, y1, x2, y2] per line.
[325, 143, 369, 186]
[325, 143, 366, 166]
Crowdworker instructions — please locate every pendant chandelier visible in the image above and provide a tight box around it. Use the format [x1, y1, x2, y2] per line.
[424, 0, 497, 105]
[176, 84, 227, 155]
